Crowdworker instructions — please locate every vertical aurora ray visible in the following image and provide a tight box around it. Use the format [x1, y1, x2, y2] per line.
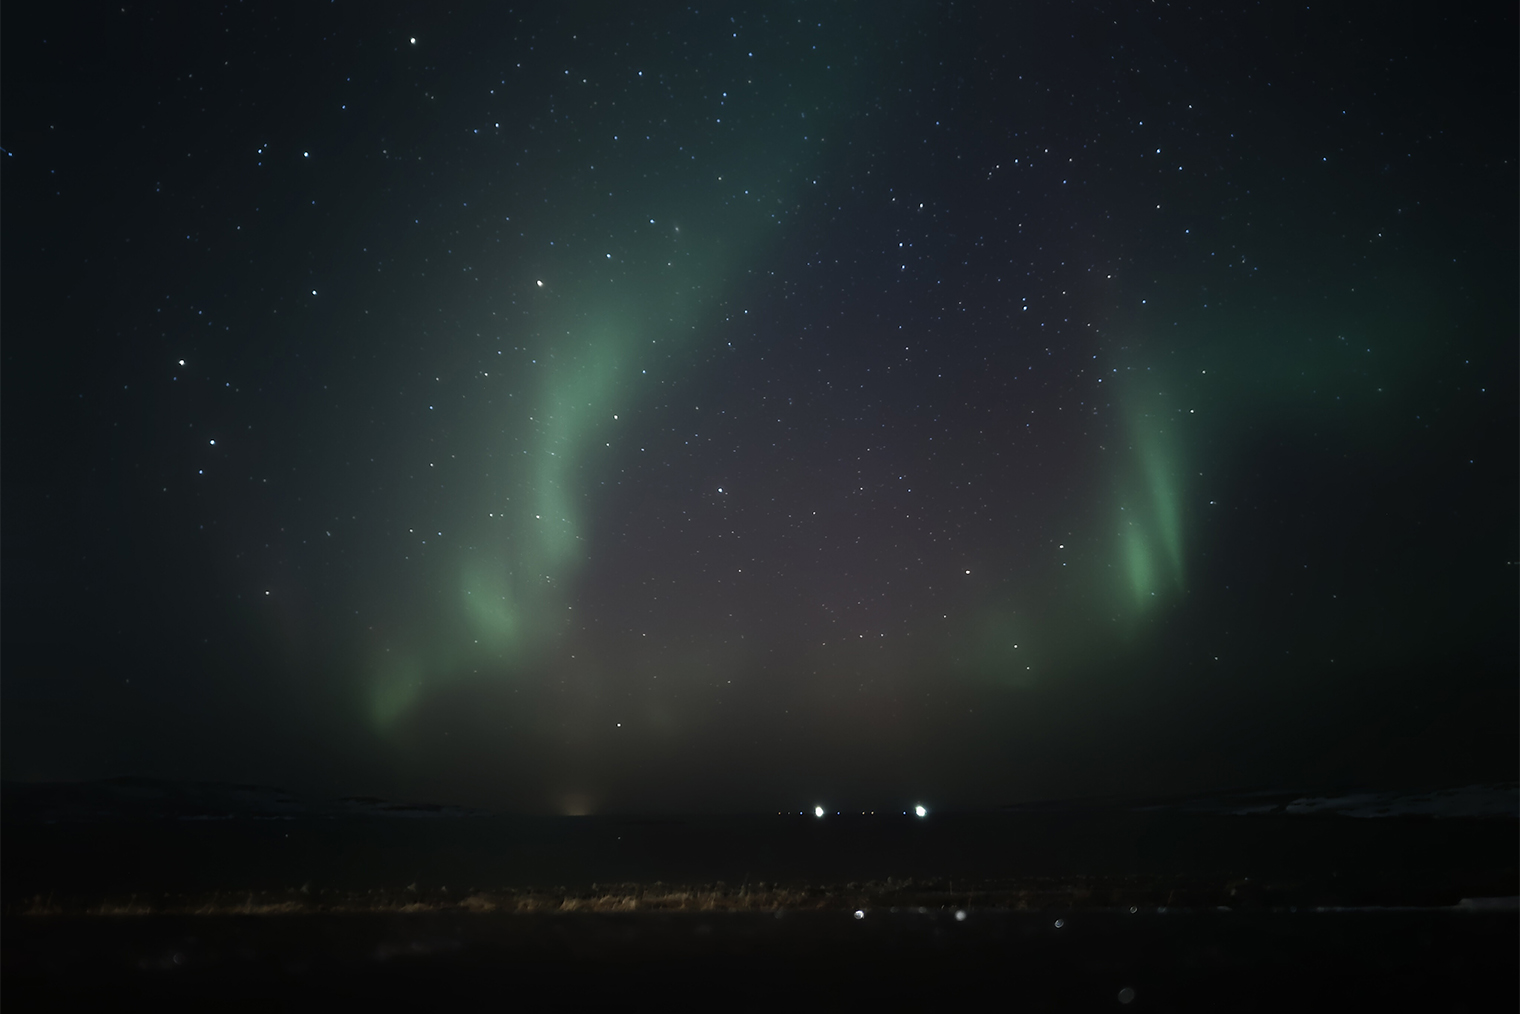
[959, 393, 1189, 689]
[459, 320, 639, 670]
[364, 16, 893, 731]
[1115, 394, 1185, 611]
[370, 290, 704, 728]
[519, 324, 625, 584]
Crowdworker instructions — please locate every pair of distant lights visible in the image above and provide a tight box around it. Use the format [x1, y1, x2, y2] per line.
[810, 805, 928, 818]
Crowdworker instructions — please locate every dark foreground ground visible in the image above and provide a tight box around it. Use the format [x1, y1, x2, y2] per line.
[4, 781, 1516, 1011]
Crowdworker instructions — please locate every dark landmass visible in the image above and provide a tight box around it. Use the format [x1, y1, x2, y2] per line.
[4, 780, 1516, 1010]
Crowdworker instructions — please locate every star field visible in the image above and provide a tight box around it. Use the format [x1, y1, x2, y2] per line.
[3, 2, 1514, 812]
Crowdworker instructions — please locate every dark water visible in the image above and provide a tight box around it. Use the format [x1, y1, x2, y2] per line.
[4, 781, 1515, 1010]
[7, 907, 1516, 1011]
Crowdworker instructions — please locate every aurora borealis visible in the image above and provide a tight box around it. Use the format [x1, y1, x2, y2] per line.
[4, 3, 1515, 813]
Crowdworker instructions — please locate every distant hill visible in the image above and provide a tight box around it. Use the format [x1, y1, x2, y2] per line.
[1, 777, 486, 823]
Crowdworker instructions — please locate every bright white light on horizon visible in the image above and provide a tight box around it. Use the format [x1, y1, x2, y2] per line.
[915, 804, 928, 818]
[814, 805, 824, 818]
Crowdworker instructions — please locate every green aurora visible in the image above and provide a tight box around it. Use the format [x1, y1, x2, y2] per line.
[365, 30, 883, 730]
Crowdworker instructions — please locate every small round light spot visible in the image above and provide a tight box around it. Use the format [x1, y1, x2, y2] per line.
[954, 909, 967, 922]
[1118, 987, 1136, 1004]
[1054, 918, 1065, 929]
[814, 806, 824, 818]
[914, 805, 928, 818]
[853, 910, 864, 920]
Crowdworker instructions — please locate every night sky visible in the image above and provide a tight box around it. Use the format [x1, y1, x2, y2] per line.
[4, 3, 1515, 813]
